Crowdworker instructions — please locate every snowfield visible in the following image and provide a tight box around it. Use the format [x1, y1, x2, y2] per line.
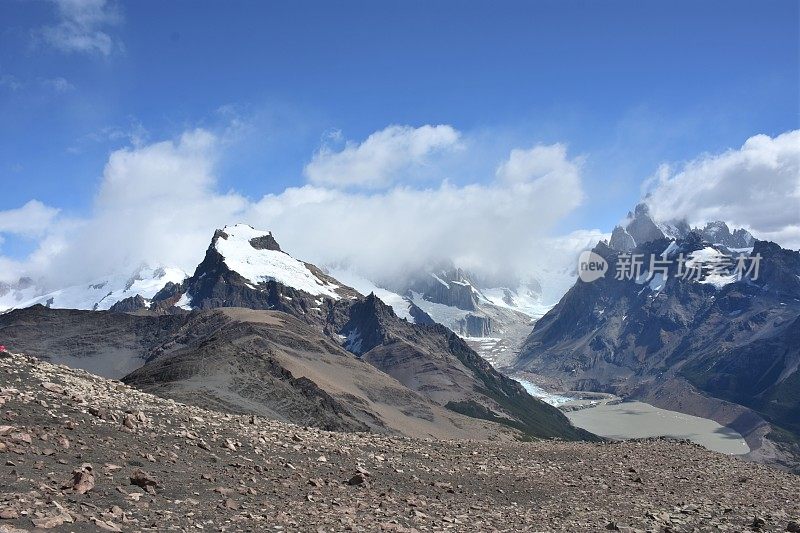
[216, 224, 341, 299]
[325, 268, 414, 321]
[3, 266, 187, 312]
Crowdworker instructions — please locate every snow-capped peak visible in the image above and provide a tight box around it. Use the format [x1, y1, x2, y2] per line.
[213, 224, 341, 299]
[219, 224, 273, 243]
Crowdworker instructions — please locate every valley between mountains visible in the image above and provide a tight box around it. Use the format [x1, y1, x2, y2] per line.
[0, 213, 799, 530]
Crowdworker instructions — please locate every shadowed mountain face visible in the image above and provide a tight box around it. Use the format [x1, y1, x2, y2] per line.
[513, 235, 800, 467]
[0, 225, 594, 442]
[338, 294, 595, 440]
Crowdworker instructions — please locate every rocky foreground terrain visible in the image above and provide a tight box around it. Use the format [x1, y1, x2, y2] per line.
[1, 351, 798, 533]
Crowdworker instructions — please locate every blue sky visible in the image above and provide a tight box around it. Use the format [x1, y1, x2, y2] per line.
[0, 0, 798, 284]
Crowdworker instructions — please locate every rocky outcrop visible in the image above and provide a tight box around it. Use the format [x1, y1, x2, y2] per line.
[608, 202, 755, 251]
[109, 295, 148, 313]
[338, 293, 396, 355]
[625, 203, 666, 246]
[699, 221, 755, 248]
[406, 268, 480, 311]
[407, 303, 436, 325]
[456, 313, 493, 337]
[609, 225, 636, 252]
[151, 281, 183, 303]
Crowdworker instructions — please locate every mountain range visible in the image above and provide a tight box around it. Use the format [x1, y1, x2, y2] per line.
[2, 206, 798, 471]
[0, 224, 592, 442]
[513, 204, 800, 470]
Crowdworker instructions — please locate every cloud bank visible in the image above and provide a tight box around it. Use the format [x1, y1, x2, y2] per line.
[8, 126, 794, 293]
[0, 125, 590, 288]
[646, 130, 800, 248]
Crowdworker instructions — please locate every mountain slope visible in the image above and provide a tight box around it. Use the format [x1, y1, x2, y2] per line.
[0, 305, 519, 439]
[513, 234, 800, 469]
[0, 304, 186, 377]
[337, 294, 595, 440]
[4, 350, 797, 532]
[123, 307, 512, 439]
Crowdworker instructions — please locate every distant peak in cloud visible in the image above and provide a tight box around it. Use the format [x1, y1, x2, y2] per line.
[304, 124, 462, 189]
[645, 130, 800, 249]
[36, 0, 122, 56]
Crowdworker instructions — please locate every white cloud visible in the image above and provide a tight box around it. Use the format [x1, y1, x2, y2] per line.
[304, 125, 462, 188]
[7, 125, 799, 295]
[47, 129, 248, 285]
[646, 130, 800, 249]
[0, 200, 60, 237]
[0, 72, 74, 94]
[496, 144, 582, 184]
[1, 125, 587, 289]
[37, 0, 122, 56]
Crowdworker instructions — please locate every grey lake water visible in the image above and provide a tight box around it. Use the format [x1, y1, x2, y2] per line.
[515, 379, 749, 455]
[565, 400, 750, 455]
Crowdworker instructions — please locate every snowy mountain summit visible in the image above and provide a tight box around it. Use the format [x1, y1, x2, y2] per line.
[168, 224, 361, 314]
[207, 224, 341, 299]
[0, 224, 348, 314]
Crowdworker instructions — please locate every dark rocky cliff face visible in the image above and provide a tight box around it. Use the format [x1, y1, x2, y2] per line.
[609, 225, 636, 252]
[625, 203, 666, 246]
[248, 232, 282, 251]
[514, 235, 800, 459]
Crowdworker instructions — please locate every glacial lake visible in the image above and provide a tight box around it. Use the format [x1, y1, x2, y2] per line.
[565, 400, 750, 455]
[514, 379, 749, 455]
